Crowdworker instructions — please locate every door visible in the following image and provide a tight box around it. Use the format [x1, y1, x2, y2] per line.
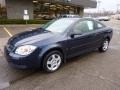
[93, 21, 107, 47]
[67, 19, 97, 58]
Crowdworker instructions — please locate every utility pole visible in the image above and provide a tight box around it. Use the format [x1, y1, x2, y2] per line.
[117, 4, 120, 14]
[97, 0, 101, 16]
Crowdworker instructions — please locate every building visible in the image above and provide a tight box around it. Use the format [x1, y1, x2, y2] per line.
[0, 0, 7, 18]
[0, 0, 97, 19]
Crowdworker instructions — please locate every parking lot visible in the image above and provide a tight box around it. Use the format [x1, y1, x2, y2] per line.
[0, 20, 120, 90]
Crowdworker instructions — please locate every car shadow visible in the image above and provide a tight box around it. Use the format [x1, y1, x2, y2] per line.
[0, 49, 106, 85]
[65, 50, 99, 65]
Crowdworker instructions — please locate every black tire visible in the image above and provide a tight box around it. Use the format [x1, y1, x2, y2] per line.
[42, 51, 63, 73]
[99, 39, 110, 52]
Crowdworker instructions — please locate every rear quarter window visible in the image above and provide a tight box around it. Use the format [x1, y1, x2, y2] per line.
[95, 22, 106, 29]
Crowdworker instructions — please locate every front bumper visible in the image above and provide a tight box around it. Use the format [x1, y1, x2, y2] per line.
[4, 46, 42, 69]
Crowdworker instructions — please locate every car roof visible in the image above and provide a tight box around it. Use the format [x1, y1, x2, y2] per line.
[57, 18, 80, 22]
[60, 17, 80, 19]
[59, 17, 95, 21]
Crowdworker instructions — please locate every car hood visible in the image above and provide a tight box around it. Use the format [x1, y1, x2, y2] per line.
[8, 28, 54, 47]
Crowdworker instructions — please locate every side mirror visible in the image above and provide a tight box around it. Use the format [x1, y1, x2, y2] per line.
[70, 34, 75, 38]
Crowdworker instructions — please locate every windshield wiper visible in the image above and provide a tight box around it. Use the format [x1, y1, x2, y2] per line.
[39, 27, 52, 33]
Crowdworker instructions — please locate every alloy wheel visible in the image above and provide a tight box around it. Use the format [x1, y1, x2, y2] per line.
[46, 54, 62, 71]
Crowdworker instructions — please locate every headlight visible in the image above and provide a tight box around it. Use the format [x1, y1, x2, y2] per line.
[15, 45, 37, 56]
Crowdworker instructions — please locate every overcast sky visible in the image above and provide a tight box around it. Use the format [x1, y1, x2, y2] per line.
[85, 0, 120, 13]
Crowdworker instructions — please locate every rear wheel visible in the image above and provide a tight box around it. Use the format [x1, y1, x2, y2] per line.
[99, 39, 110, 52]
[43, 51, 63, 73]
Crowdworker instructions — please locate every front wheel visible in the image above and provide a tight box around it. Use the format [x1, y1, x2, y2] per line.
[42, 51, 63, 73]
[99, 39, 110, 52]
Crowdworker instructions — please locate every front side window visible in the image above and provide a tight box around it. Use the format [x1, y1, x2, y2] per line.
[73, 20, 94, 34]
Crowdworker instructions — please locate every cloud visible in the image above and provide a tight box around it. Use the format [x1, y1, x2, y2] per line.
[85, 0, 120, 13]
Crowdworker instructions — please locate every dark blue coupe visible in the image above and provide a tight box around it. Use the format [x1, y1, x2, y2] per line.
[4, 18, 113, 73]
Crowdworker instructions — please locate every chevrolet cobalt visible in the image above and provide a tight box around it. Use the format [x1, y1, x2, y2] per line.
[4, 18, 113, 73]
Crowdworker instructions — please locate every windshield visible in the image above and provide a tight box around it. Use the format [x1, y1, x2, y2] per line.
[42, 19, 76, 33]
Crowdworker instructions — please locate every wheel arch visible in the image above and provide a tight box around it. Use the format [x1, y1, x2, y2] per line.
[39, 45, 66, 67]
[106, 36, 110, 42]
[104, 36, 110, 42]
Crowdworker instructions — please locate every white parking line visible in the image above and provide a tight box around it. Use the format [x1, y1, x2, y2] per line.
[3, 27, 13, 37]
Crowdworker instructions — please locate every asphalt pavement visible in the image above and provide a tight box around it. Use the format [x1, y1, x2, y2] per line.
[0, 25, 40, 89]
[0, 20, 120, 90]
